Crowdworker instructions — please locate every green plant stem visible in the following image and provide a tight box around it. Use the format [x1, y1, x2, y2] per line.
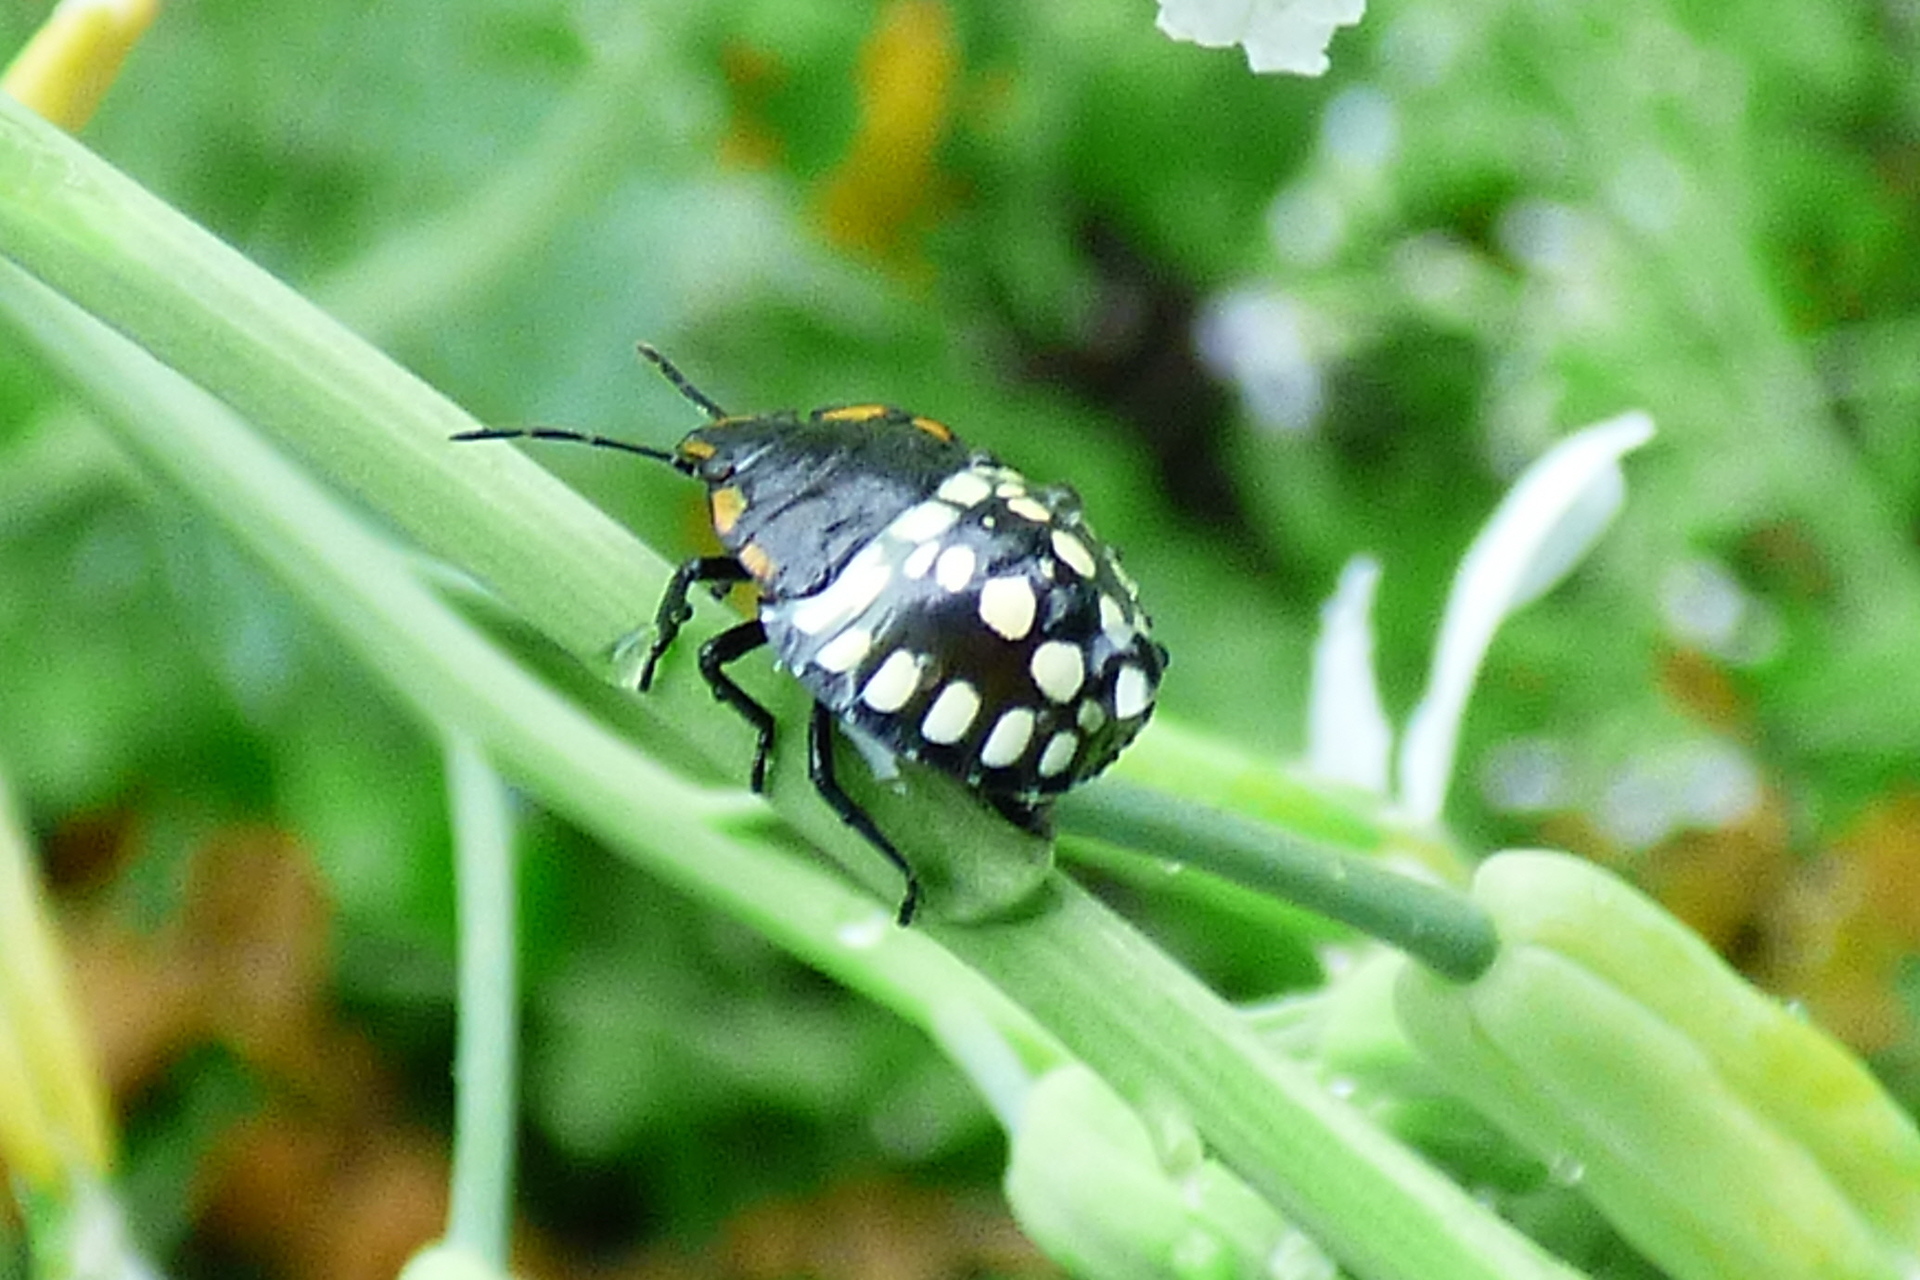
[0, 257, 1064, 1087]
[0, 100, 1585, 1277]
[0, 89, 1023, 919]
[0, 253, 1583, 1280]
[0, 87, 1474, 939]
[1056, 782, 1498, 981]
[951, 886, 1574, 1280]
[444, 736, 518, 1269]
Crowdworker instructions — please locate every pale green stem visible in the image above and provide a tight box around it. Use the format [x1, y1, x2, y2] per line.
[1056, 781, 1497, 981]
[444, 736, 519, 1269]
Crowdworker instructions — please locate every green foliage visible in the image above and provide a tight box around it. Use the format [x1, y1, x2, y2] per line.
[4, 0, 1920, 1277]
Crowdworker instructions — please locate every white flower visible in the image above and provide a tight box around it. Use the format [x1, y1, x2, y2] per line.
[1305, 412, 1657, 824]
[1155, 0, 1367, 77]
[1307, 556, 1391, 792]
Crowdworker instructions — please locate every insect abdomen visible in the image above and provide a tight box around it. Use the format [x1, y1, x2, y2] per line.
[758, 457, 1165, 798]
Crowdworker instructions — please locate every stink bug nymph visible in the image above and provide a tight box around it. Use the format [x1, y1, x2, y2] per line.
[456, 345, 1168, 923]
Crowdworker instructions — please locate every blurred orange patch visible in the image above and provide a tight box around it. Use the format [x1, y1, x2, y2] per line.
[1657, 646, 1750, 735]
[1761, 793, 1920, 1052]
[720, 1174, 1051, 1280]
[719, 42, 786, 169]
[812, 0, 960, 270]
[1637, 788, 1791, 963]
[45, 820, 1045, 1278]
[55, 826, 450, 1280]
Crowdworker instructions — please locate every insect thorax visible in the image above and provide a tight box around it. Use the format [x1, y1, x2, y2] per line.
[682, 407, 974, 599]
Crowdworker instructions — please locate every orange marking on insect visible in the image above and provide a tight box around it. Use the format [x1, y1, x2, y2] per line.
[679, 438, 717, 461]
[710, 486, 747, 535]
[739, 541, 778, 581]
[909, 415, 953, 442]
[820, 404, 891, 423]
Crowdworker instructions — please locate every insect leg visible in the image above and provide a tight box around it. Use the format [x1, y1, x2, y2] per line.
[694, 620, 777, 792]
[640, 556, 753, 691]
[808, 704, 922, 925]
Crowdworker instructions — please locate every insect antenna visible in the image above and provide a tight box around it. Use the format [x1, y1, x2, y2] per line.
[452, 345, 724, 465]
[637, 342, 730, 420]
[449, 427, 677, 464]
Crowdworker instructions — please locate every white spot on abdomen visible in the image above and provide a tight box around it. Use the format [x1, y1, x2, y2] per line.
[1051, 530, 1097, 578]
[887, 500, 960, 542]
[978, 575, 1037, 641]
[861, 649, 925, 712]
[1038, 731, 1079, 778]
[936, 469, 993, 508]
[1006, 496, 1051, 523]
[788, 543, 891, 635]
[901, 542, 938, 579]
[920, 681, 981, 744]
[1113, 664, 1152, 720]
[814, 627, 873, 674]
[979, 708, 1035, 768]
[934, 544, 977, 593]
[1030, 641, 1086, 703]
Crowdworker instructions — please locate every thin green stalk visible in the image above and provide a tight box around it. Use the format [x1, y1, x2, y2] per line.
[1056, 782, 1498, 981]
[444, 736, 518, 1269]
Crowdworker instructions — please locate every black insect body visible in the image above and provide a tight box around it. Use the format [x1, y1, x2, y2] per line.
[457, 347, 1168, 923]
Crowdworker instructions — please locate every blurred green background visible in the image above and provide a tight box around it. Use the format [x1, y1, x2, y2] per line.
[3, 0, 1920, 1276]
